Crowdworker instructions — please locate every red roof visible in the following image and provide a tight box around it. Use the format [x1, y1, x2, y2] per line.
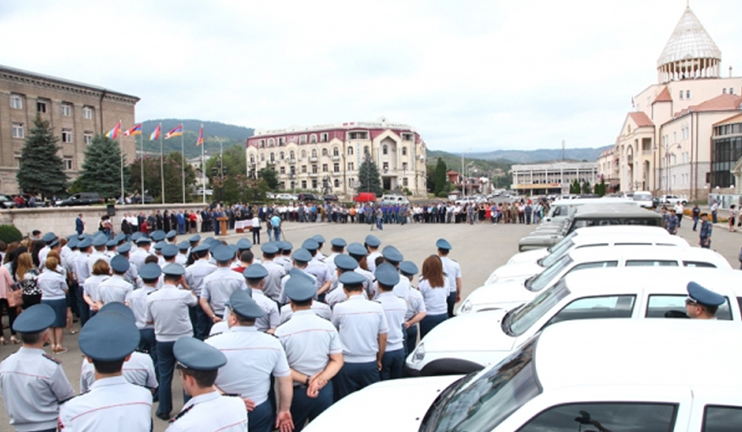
[688, 94, 742, 112]
[628, 112, 654, 128]
[653, 86, 672, 104]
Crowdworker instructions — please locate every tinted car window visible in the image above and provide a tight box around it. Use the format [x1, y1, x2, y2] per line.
[703, 405, 742, 432]
[683, 261, 717, 268]
[569, 261, 618, 271]
[645, 295, 733, 321]
[625, 260, 679, 267]
[517, 402, 677, 432]
[548, 295, 635, 325]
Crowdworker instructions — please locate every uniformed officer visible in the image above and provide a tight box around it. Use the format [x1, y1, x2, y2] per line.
[347, 242, 376, 299]
[175, 241, 190, 266]
[364, 235, 382, 274]
[685, 281, 725, 319]
[117, 243, 141, 289]
[374, 263, 406, 380]
[206, 290, 294, 432]
[165, 229, 178, 244]
[243, 264, 280, 333]
[185, 243, 217, 340]
[324, 238, 346, 274]
[87, 235, 110, 273]
[73, 237, 94, 326]
[0, 304, 75, 432]
[146, 263, 198, 420]
[399, 261, 426, 355]
[331, 271, 388, 401]
[79, 303, 157, 394]
[275, 275, 343, 431]
[59, 310, 152, 431]
[274, 242, 293, 273]
[200, 245, 248, 332]
[699, 212, 713, 248]
[130, 236, 153, 271]
[161, 244, 180, 266]
[436, 238, 462, 318]
[261, 243, 287, 303]
[125, 262, 162, 378]
[98, 255, 134, 305]
[312, 235, 327, 261]
[151, 230, 167, 243]
[302, 239, 332, 299]
[325, 255, 359, 309]
[165, 337, 248, 432]
[105, 239, 118, 258]
[154, 241, 168, 266]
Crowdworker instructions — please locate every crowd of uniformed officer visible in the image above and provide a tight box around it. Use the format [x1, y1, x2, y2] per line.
[0, 227, 466, 432]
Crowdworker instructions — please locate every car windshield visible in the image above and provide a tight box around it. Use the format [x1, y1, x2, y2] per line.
[527, 255, 572, 292]
[508, 280, 570, 336]
[633, 193, 652, 201]
[423, 338, 542, 432]
[539, 238, 575, 268]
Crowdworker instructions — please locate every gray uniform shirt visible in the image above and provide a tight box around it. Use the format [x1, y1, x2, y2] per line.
[0, 347, 75, 432]
[80, 351, 158, 393]
[262, 260, 287, 302]
[275, 309, 343, 377]
[201, 267, 248, 317]
[279, 301, 332, 324]
[165, 391, 247, 432]
[185, 259, 217, 297]
[98, 274, 134, 304]
[376, 292, 407, 352]
[125, 285, 157, 329]
[331, 294, 389, 363]
[251, 289, 280, 332]
[146, 284, 198, 342]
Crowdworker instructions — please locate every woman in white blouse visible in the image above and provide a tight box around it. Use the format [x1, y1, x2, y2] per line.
[418, 255, 449, 338]
[82, 259, 111, 321]
[38, 256, 69, 353]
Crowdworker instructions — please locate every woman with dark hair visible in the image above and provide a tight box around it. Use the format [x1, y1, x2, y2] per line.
[418, 255, 449, 338]
[163, 210, 171, 233]
[30, 240, 45, 268]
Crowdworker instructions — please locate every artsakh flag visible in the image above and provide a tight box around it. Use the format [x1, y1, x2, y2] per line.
[196, 125, 204, 146]
[165, 124, 183, 139]
[150, 124, 161, 141]
[105, 122, 121, 139]
[124, 123, 142, 136]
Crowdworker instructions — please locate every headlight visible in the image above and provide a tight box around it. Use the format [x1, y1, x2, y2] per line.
[460, 299, 473, 314]
[411, 343, 425, 363]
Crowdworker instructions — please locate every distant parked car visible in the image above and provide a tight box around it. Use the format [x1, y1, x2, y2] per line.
[323, 194, 338, 202]
[276, 193, 298, 201]
[297, 193, 319, 201]
[0, 195, 15, 209]
[660, 194, 688, 205]
[55, 192, 101, 207]
[131, 195, 154, 204]
[353, 192, 377, 203]
[266, 192, 275, 199]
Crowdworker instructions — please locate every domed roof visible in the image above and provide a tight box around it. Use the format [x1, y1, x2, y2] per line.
[657, 7, 721, 67]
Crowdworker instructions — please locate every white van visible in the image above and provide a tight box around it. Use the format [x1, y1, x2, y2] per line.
[380, 194, 409, 205]
[543, 197, 636, 222]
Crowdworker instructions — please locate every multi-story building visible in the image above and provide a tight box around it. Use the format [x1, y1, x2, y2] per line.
[599, 6, 742, 200]
[511, 161, 598, 196]
[245, 119, 427, 196]
[0, 65, 139, 194]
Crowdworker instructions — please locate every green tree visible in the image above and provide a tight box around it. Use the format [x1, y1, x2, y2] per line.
[258, 165, 279, 190]
[79, 135, 130, 200]
[203, 146, 248, 203]
[582, 180, 591, 194]
[425, 164, 436, 193]
[593, 177, 606, 196]
[128, 152, 196, 203]
[358, 154, 382, 195]
[433, 158, 448, 196]
[17, 115, 67, 197]
[569, 179, 581, 194]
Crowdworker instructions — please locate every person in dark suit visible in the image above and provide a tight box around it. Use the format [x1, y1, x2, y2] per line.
[75, 213, 85, 235]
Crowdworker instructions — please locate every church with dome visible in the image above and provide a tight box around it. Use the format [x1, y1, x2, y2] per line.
[598, 5, 742, 201]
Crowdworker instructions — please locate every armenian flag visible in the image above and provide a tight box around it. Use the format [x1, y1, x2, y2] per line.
[150, 124, 161, 141]
[165, 124, 183, 140]
[124, 123, 142, 136]
[196, 125, 204, 146]
[105, 122, 121, 139]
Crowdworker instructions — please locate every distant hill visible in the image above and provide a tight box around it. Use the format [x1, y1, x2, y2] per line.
[138, 119, 254, 159]
[462, 145, 612, 164]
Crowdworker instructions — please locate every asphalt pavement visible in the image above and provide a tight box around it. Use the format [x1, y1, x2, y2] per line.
[0, 218, 739, 431]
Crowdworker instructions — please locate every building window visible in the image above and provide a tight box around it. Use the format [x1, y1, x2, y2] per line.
[723, 88, 727, 94]
[84, 132, 93, 145]
[61, 103, 72, 117]
[279, 151, 285, 161]
[260, 154, 265, 161]
[37, 100, 47, 113]
[383, 162, 389, 171]
[333, 147, 339, 156]
[278, 137, 284, 146]
[289, 151, 295, 161]
[301, 165, 307, 173]
[312, 165, 318, 174]
[730, 88, 735, 95]
[301, 180, 307, 189]
[686, 90, 691, 99]
[299, 135, 307, 144]
[290, 166, 295, 175]
[322, 164, 328, 172]
[383, 145, 388, 155]
[270, 153, 275, 163]
[349, 131, 369, 140]
[334, 179, 340, 188]
[63, 156, 73, 171]
[310, 134, 317, 143]
[300, 150, 307, 159]
[14, 153, 21, 167]
[11, 123, 24, 139]
[348, 146, 354, 155]
[82, 106, 93, 119]
[348, 178, 354, 187]
[402, 162, 408, 171]
[249, 155, 255, 164]
[321, 133, 328, 142]
[10, 94, 23, 109]
[679, 91, 684, 100]
[348, 162, 354, 170]
[259, 140, 265, 148]
[280, 166, 285, 174]
[62, 128, 73, 143]
[364, 146, 369, 155]
[322, 148, 329, 157]
[402, 147, 407, 156]
[333, 163, 339, 172]
[403, 178, 408, 186]
[268, 138, 275, 147]
[312, 180, 318, 189]
[402, 133, 413, 141]
[311, 149, 317, 159]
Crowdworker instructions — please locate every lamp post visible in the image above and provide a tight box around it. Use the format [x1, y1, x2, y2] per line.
[211, 162, 227, 204]
[656, 142, 682, 196]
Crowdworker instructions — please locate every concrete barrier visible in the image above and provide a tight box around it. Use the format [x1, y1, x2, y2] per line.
[0, 203, 208, 237]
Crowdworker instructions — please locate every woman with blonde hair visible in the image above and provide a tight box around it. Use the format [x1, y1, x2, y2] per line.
[418, 255, 449, 338]
[14, 252, 41, 309]
[38, 256, 69, 353]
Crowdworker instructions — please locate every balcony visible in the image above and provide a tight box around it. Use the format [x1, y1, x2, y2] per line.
[332, 155, 340, 161]
[309, 172, 318, 178]
[332, 171, 341, 176]
[309, 156, 318, 162]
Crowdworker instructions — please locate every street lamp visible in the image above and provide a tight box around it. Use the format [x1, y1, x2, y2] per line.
[655, 142, 682, 195]
[211, 164, 227, 203]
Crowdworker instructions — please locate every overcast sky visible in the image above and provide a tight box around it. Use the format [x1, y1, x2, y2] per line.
[2, 0, 741, 152]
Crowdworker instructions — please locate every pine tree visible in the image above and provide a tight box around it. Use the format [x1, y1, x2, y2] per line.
[433, 158, 448, 196]
[79, 135, 129, 200]
[357, 154, 382, 195]
[582, 180, 591, 194]
[17, 115, 67, 197]
[258, 164, 279, 190]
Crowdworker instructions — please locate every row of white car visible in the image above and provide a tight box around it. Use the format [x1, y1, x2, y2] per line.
[305, 224, 742, 431]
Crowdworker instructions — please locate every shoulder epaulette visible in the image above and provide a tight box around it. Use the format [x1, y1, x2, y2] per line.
[42, 353, 62, 364]
[207, 332, 223, 338]
[170, 404, 193, 422]
[222, 393, 240, 397]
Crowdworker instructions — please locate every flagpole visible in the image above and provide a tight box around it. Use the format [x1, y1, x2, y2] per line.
[181, 128, 185, 204]
[119, 120, 124, 205]
[139, 129, 144, 204]
[201, 125, 206, 204]
[160, 123, 165, 204]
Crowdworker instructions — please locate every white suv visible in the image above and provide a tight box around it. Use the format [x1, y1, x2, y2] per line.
[306, 319, 742, 431]
[406, 267, 742, 376]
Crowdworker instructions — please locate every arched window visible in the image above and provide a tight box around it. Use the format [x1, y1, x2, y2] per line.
[364, 146, 369, 155]
[301, 150, 307, 159]
[333, 147, 339, 156]
[259, 140, 265, 148]
[383, 145, 388, 155]
[322, 148, 329, 157]
[268, 138, 275, 147]
[279, 151, 285, 161]
[334, 179, 340, 188]
[270, 153, 275, 163]
[299, 135, 307, 144]
[249, 155, 255, 163]
[402, 147, 407, 156]
[260, 154, 265, 161]
[348, 146, 354, 155]
[311, 149, 318, 158]
[289, 151, 295, 161]
[310, 134, 317, 143]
